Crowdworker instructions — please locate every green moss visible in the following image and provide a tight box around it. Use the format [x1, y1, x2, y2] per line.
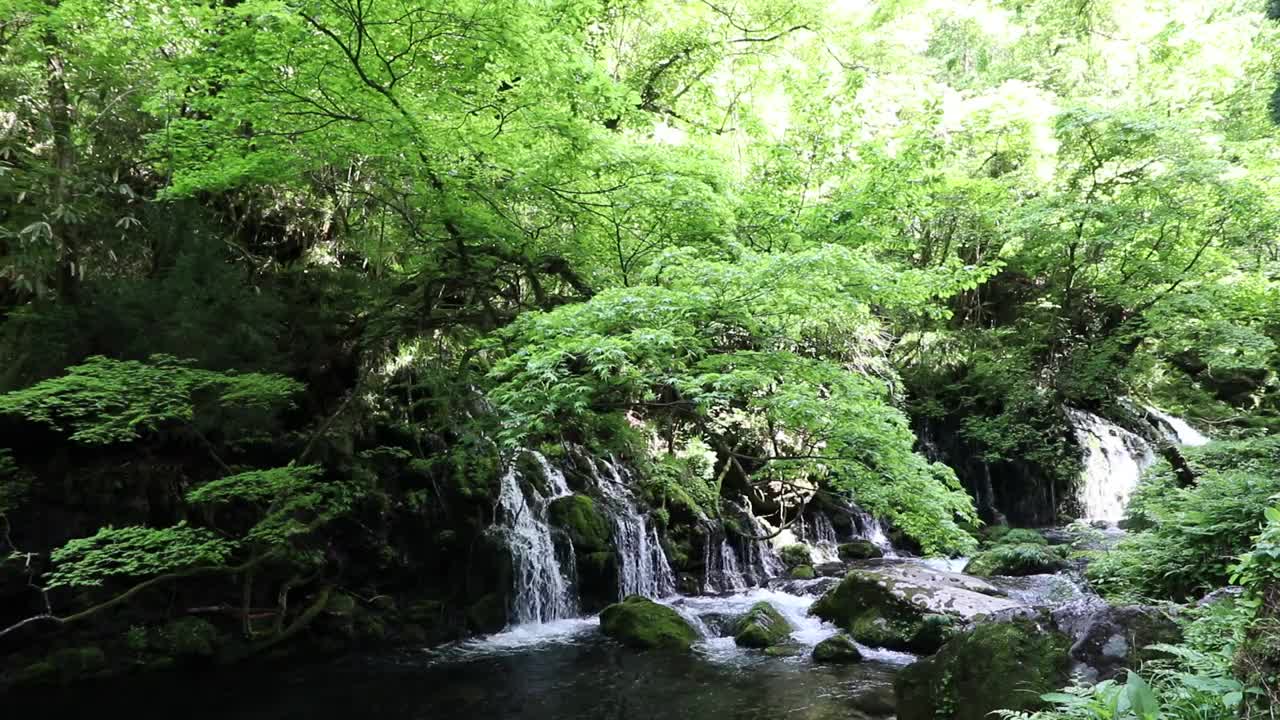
[14, 646, 109, 687]
[894, 618, 1071, 720]
[838, 540, 884, 561]
[780, 544, 812, 568]
[810, 570, 948, 652]
[466, 593, 508, 633]
[547, 494, 612, 552]
[813, 633, 863, 663]
[600, 595, 698, 651]
[790, 564, 816, 579]
[734, 601, 794, 648]
[964, 543, 1068, 577]
[156, 616, 220, 658]
[325, 592, 358, 615]
[987, 528, 1048, 546]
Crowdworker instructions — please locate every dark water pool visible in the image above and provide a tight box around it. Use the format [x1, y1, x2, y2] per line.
[23, 617, 906, 720]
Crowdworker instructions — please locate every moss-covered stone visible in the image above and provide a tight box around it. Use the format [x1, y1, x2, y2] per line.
[964, 543, 1068, 577]
[548, 494, 612, 552]
[985, 528, 1048, 547]
[812, 633, 863, 663]
[894, 618, 1071, 720]
[734, 601, 794, 648]
[789, 564, 816, 579]
[811, 572, 949, 652]
[14, 646, 109, 687]
[600, 595, 699, 651]
[780, 544, 812, 568]
[466, 593, 508, 633]
[325, 592, 358, 615]
[156, 616, 220, 658]
[838, 540, 884, 561]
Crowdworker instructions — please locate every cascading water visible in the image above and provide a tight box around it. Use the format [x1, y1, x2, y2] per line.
[1145, 406, 1210, 446]
[804, 512, 841, 564]
[850, 506, 896, 557]
[593, 457, 677, 599]
[496, 451, 578, 625]
[702, 524, 748, 593]
[1066, 407, 1157, 523]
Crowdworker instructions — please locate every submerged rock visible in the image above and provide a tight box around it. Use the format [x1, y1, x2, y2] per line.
[894, 617, 1071, 720]
[814, 561, 847, 577]
[964, 543, 1068, 577]
[789, 564, 815, 579]
[600, 596, 699, 651]
[809, 562, 1019, 653]
[812, 633, 863, 663]
[733, 601, 793, 648]
[838, 540, 884, 561]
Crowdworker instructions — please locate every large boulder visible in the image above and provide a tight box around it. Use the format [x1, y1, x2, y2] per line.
[812, 633, 863, 663]
[600, 596, 699, 651]
[895, 618, 1072, 720]
[1052, 602, 1182, 682]
[964, 543, 1069, 577]
[548, 494, 617, 610]
[810, 562, 1020, 653]
[733, 601, 793, 648]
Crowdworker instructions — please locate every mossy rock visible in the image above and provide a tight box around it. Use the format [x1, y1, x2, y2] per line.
[14, 646, 108, 687]
[838, 540, 883, 561]
[325, 592, 358, 616]
[813, 633, 863, 663]
[466, 593, 508, 633]
[985, 528, 1048, 547]
[156, 616, 221, 658]
[600, 595, 698, 651]
[763, 644, 805, 657]
[789, 564, 816, 580]
[548, 494, 612, 552]
[734, 601, 793, 648]
[780, 543, 813, 568]
[894, 618, 1071, 720]
[963, 543, 1068, 577]
[810, 572, 949, 652]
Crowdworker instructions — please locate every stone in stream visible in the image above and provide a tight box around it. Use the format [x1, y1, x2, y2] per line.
[811, 633, 863, 663]
[599, 596, 699, 651]
[894, 617, 1072, 720]
[838, 540, 884, 561]
[809, 561, 1020, 653]
[963, 543, 1069, 577]
[733, 601, 793, 648]
[1052, 601, 1182, 682]
[814, 561, 847, 577]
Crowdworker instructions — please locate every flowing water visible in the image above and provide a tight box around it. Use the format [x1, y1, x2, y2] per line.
[497, 451, 578, 624]
[1066, 407, 1157, 523]
[1144, 405, 1210, 446]
[593, 457, 677, 599]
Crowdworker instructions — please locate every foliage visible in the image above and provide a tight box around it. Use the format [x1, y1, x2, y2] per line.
[0, 355, 302, 444]
[188, 465, 362, 547]
[45, 523, 236, 590]
[1089, 437, 1280, 602]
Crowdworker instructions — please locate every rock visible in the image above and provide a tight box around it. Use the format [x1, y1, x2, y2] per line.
[547, 494, 612, 552]
[734, 601, 794, 648]
[815, 561, 847, 577]
[895, 618, 1071, 720]
[14, 646, 108, 688]
[1196, 586, 1245, 607]
[985, 528, 1048, 546]
[964, 543, 1068, 577]
[325, 592, 357, 615]
[789, 564, 815, 579]
[1053, 603, 1181, 683]
[838, 540, 884, 561]
[812, 633, 863, 663]
[809, 563, 1019, 653]
[780, 544, 812, 568]
[763, 644, 805, 657]
[850, 685, 897, 716]
[466, 593, 508, 633]
[600, 596, 699, 651]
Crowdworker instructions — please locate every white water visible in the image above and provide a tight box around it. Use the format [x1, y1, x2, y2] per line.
[497, 452, 578, 625]
[802, 512, 842, 564]
[450, 617, 599, 656]
[1066, 407, 1157, 523]
[593, 457, 677, 599]
[1145, 406, 1210, 446]
[703, 532, 748, 593]
[851, 507, 897, 557]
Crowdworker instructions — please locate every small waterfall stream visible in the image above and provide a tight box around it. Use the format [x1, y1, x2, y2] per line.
[497, 451, 578, 625]
[593, 457, 677, 599]
[1145, 406, 1210, 446]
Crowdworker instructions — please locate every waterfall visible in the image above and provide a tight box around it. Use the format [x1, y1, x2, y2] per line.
[850, 506, 897, 556]
[496, 452, 578, 625]
[795, 511, 841, 564]
[1066, 408, 1157, 523]
[739, 507, 786, 585]
[593, 457, 677, 599]
[1145, 406, 1210, 447]
[702, 531, 748, 593]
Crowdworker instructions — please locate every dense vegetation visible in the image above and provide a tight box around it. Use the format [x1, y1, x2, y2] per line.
[0, 0, 1278, 715]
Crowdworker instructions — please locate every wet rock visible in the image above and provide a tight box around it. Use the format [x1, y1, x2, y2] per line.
[734, 601, 793, 648]
[763, 644, 805, 657]
[547, 494, 612, 551]
[780, 544, 813, 568]
[810, 564, 1018, 653]
[815, 561, 847, 577]
[1196, 586, 1245, 607]
[850, 685, 897, 716]
[789, 564, 815, 580]
[1053, 603, 1181, 682]
[895, 617, 1071, 720]
[812, 633, 863, 663]
[601, 596, 699, 651]
[838, 541, 884, 561]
